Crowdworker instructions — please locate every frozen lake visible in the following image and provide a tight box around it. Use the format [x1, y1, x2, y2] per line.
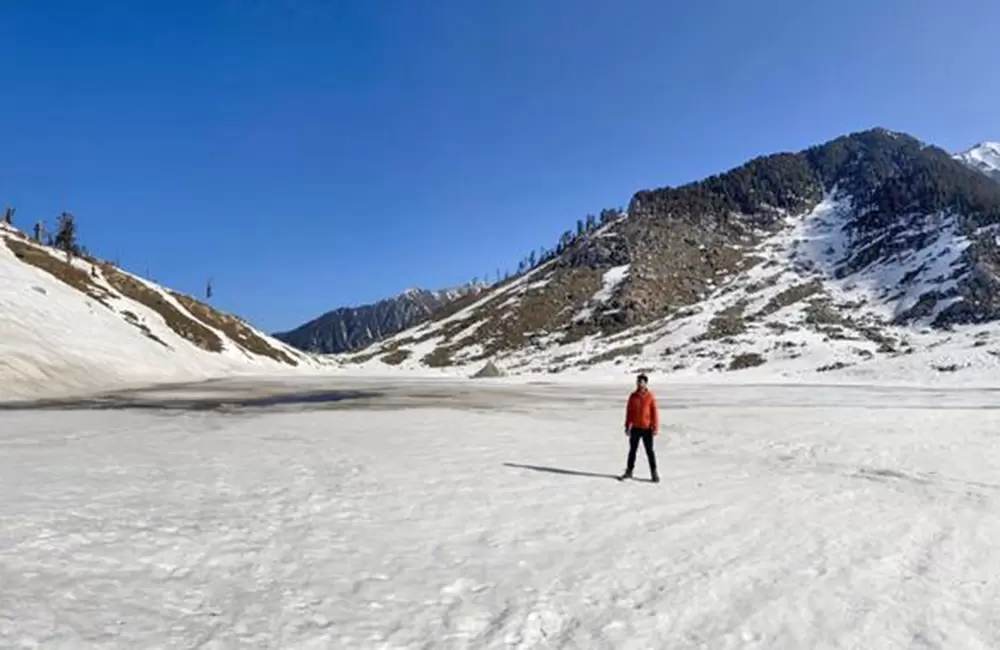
[2, 378, 999, 648]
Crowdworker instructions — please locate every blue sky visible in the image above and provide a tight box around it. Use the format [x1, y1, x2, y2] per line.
[1, 0, 997, 332]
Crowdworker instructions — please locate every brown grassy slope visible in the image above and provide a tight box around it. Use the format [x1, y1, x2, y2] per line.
[415, 266, 605, 366]
[381, 349, 411, 365]
[5, 231, 303, 365]
[4, 237, 115, 308]
[615, 217, 763, 325]
[100, 264, 225, 352]
[170, 291, 298, 365]
[401, 213, 783, 366]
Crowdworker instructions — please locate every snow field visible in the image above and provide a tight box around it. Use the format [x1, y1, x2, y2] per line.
[2, 381, 1000, 648]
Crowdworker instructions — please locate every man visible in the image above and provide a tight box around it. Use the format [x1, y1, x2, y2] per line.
[621, 373, 659, 482]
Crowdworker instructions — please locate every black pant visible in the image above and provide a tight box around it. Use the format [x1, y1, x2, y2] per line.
[626, 428, 657, 476]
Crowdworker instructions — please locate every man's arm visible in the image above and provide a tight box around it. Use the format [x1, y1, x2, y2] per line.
[650, 394, 659, 434]
[624, 395, 632, 433]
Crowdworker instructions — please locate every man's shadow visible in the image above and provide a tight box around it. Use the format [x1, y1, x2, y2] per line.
[504, 462, 653, 482]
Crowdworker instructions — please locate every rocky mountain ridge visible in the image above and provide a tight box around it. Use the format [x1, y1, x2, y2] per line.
[343, 128, 1000, 379]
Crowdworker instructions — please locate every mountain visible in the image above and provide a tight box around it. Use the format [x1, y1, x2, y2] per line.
[955, 142, 1000, 182]
[0, 223, 322, 402]
[274, 283, 486, 354]
[344, 128, 1000, 379]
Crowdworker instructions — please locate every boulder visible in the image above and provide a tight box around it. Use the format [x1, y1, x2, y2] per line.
[471, 360, 504, 379]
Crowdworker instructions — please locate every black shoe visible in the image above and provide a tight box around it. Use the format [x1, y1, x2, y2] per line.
[651, 474, 660, 483]
[618, 472, 632, 481]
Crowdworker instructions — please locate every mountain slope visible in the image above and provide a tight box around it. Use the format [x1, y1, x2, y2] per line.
[274, 284, 484, 354]
[0, 224, 321, 401]
[955, 142, 1000, 182]
[346, 128, 1000, 378]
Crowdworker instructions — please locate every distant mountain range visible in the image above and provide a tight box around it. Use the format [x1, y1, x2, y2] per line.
[273, 284, 486, 354]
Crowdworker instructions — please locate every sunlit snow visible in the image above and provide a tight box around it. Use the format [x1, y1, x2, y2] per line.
[2, 378, 1000, 648]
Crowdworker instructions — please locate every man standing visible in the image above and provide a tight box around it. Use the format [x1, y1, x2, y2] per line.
[621, 373, 659, 483]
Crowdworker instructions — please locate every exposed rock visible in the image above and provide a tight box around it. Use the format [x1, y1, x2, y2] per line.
[561, 232, 631, 270]
[729, 353, 766, 371]
[471, 360, 504, 379]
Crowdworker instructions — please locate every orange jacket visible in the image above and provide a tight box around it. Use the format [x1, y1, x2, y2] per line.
[625, 388, 658, 432]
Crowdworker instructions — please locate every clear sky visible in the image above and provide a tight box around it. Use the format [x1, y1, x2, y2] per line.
[1, 0, 997, 332]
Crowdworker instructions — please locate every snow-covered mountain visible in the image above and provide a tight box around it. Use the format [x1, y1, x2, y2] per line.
[0, 224, 321, 402]
[955, 141, 1000, 182]
[274, 282, 486, 354]
[343, 128, 1000, 381]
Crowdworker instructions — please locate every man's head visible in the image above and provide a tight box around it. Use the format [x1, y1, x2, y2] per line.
[636, 373, 648, 390]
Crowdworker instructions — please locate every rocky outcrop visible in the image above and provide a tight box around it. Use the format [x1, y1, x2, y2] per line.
[471, 360, 504, 378]
[561, 231, 631, 270]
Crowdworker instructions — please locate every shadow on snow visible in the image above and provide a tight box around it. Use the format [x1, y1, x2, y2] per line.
[504, 462, 652, 481]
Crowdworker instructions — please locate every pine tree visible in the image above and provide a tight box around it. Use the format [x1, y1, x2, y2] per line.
[32, 221, 42, 242]
[53, 212, 80, 256]
[585, 213, 597, 231]
[206, 279, 213, 300]
[576, 219, 585, 237]
[2, 206, 13, 225]
[558, 230, 573, 253]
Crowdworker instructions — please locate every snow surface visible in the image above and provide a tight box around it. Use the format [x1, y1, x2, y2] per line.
[3, 378, 1000, 648]
[761, 194, 971, 323]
